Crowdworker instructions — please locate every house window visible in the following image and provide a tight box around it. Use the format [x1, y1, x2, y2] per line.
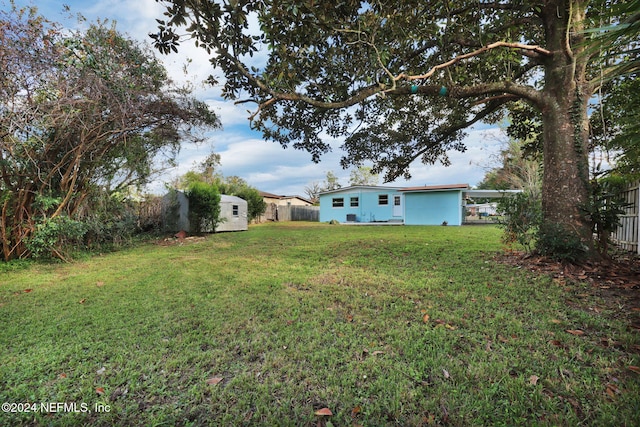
[350, 197, 359, 207]
[394, 196, 401, 206]
[378, 194, 389, 205]
[232, 205, 239, 216]
[332, 197, 344, 207]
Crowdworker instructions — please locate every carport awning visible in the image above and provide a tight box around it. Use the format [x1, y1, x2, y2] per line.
[463, 190, 522, 199]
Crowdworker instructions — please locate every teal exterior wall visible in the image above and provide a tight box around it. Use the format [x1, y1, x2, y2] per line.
[319, 187, 403, 223]
[403, 190, 463, 225]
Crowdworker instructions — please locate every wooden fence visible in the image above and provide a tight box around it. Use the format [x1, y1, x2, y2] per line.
[278, 205, 319, 222]
[611, 180, 639, 254]
[257, 203, 319, 222]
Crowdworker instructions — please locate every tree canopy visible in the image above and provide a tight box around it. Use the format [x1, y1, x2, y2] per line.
[0, 5, 219, 260]
[152, 0, 638, 260]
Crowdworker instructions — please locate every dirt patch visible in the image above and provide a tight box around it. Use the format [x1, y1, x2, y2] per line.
[496, 250, 640, 332]
[155, 235, 207, 246]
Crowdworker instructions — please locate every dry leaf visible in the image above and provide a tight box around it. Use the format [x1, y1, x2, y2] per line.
[79, 298, 87, 304]
[529, 375, 539, 385]
[24, 289, 33, 293]
[351, 405, 362, 417]
[605, 383, 620, 398]
[566, 329, 585, 336]
[628, 366, 640, 374]
[550, 319, 562, 324]
[206, 376, 223, 385]
[372, 350, 384, 356]
[95, 387, 105, 395]
[314, 408, 333, 416]
[59, 373, 67, 379]
[442, 369, 450, 379]
[96, 367, 106, 375]
[422, 313, 430, 323]
[96, 281, 105, 287]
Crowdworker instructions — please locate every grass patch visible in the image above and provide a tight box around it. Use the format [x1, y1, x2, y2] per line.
[1, 223, 638, 426]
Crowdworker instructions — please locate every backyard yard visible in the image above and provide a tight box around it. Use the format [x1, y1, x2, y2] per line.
[1, 223, 638, 426]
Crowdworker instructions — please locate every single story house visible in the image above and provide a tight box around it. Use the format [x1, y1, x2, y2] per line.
[162, 191, 248, 233]
[319, 184, 519, 225]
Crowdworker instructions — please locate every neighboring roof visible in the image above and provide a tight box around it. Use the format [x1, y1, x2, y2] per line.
[259, 191, 283, 199]
[399, 183, 470, 192]
[259, 191, 313, 204]
[319, 185, 405, 195]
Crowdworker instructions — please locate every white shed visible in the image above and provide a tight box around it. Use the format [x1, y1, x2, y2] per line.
[217, 195, 248, 232]
[162, 191, 248, 233]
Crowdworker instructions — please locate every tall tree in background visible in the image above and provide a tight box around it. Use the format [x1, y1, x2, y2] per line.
[321, 171, 342, 192]
[349, 166, 379, 186]
[153, 0, 637, 260]
[0, 5, 219, 260]
[304, 181, 322, 204]
[477, 137, 542, 200]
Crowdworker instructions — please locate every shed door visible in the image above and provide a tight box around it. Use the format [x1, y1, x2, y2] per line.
[392, 195, 403, 217]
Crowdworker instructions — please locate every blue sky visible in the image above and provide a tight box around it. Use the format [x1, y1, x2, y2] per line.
[8, 0, 505, 196]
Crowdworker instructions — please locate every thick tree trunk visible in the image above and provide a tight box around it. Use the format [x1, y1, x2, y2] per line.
[540, 94, 593, 256]
[539, 0, 595, 259]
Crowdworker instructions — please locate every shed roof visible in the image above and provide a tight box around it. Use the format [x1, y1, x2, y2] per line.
[220, 194, 247, 204]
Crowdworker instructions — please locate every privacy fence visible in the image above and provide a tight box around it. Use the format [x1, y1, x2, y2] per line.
[612, 180, 639, 254]
[276, 205, 319, 222]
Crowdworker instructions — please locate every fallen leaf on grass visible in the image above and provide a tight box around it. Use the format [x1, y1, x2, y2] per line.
[351, 406, 361, 417]
[96, 367, 106, 375]
[95, 387, 105, 395]
[529, 375, 539, 385]
[59, 373, 67, 379]
[442, 369, 450, 379]
[605, 383, 620, 398]
[549, 339, 566, 348]
[372, 350, 384, 356]
[566, 329, 585, 336]
[79, 298, 86, 304]
[422, 313, 430, 323]
[206, 376, 223, 385]
[23, 289, 33, 293]
[96, 281, 105, 287]
[550, 319, 562, 324]
[314, 408, 333, 416]
[628, 366, 640, 374]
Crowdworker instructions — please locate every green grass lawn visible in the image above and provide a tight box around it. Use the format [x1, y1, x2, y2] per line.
[1, 223, 638, 426]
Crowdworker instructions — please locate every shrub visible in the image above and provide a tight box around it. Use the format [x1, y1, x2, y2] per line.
[496, 192, 541, 252]
[583, 172, 630, 258]
[185, 182, 221, 233]
[536, 222, 589, 263]
[26, 216, 87, 260]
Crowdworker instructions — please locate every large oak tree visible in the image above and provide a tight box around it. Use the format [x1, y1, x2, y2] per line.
[152, 0, 637, 260]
